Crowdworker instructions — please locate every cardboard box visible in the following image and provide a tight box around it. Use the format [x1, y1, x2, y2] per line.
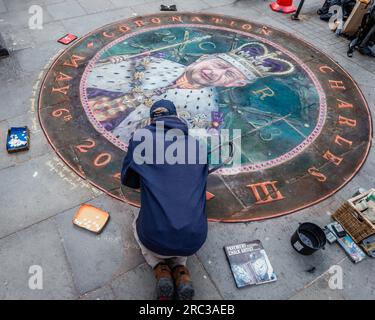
[343, 0, 372, 36]
[6, 127, 30, 153]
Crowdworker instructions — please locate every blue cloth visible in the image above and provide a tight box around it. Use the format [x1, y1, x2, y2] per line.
[121, 116, 208, 257]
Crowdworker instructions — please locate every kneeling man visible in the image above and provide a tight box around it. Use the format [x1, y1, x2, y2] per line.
[121, 99, 208, 300]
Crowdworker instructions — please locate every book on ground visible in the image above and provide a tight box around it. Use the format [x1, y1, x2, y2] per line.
[224, 240, 277, 288]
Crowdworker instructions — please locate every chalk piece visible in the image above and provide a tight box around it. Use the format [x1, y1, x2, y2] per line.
[73, 204, 110, 234]
[58, 34, 78, 45]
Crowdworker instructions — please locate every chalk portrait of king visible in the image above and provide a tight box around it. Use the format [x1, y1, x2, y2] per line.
[84, 38, 295, 145]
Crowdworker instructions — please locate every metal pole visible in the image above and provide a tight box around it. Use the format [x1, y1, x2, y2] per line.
[291, 0, 306, 20]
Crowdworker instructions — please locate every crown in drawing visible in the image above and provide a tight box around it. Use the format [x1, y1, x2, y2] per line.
[217, 42, 295, 81]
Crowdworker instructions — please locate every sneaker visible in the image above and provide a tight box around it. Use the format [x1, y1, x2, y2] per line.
[172, 265, 194, 300]
[154, 263, 174, 300]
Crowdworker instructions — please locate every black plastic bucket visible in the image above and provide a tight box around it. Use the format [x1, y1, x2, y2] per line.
[291, 223, 327, 255]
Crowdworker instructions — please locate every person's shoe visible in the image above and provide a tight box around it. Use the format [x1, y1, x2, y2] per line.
[172, 265, 194, 300]
[154, 263, 174, 300]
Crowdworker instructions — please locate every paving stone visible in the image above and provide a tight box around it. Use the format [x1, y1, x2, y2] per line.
[0, 219, 77, 300]
[173, 0, 212, 12]
[29, 20, 68, 44]
[41, 0, 66, 5]
[186, 255, 223, 300]
[54, 194, 144, 294]
[46, 0, 86, 20]
[130, 1, 167, 16]
[3, 0, 34, 12]
[0, 0, 6, 13]
[1, 27, 35, 52]
[110, 0, 153, 8]
[290, 254, 375, 300]
[0, 7, 54, 29]
[290, 252, 375, 300]
[61, 6, 134, 36]
[0, 119, 8, 138]
[79, 285, 115, 300]
[111, 263, 156, 300]
[360, 87, 375, 114]
[202, 3, 265, 21]
[0, 153, 97, 239]
[78, 0, 114, 14]
[0, 53, 24, 82]
[0, 76, 36, 122]
[338, 257, 375, 300]
[355, 165, 375, 188]
[2, 0, 48, 12]
[14, 40, 62, 73]
[204, 0, 237, 7]
[289, 269, 346, 300]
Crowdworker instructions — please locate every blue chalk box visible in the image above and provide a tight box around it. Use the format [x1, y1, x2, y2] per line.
[6, 127, 30, 153]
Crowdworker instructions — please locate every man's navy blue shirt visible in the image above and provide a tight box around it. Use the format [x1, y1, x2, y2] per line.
[121, 116, 208, 257]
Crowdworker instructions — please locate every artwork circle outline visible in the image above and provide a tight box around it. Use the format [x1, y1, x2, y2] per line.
[37, 12, 372, 222]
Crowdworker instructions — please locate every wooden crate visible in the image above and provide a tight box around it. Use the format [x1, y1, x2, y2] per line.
[343, 0, 372, 36]
[332, 189, 375, 243]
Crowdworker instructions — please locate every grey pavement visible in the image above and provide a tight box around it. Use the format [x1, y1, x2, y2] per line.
[0, 0, 374, 300]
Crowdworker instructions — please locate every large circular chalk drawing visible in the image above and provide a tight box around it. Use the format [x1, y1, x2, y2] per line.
[38, 13, 372, 222]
